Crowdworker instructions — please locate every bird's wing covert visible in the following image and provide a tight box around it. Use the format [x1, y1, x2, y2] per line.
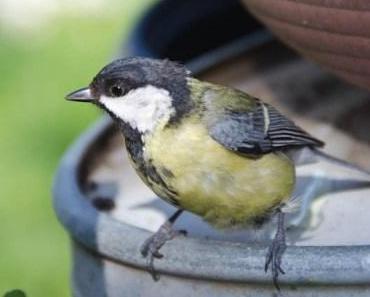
[203, 85, 324, 154]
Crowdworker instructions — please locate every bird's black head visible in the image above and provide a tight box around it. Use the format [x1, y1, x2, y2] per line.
[66, 57, 193, 133]
[90, 57, 190, 100]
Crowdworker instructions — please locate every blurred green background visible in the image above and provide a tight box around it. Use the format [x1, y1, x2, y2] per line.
[0, 0, 152, 295]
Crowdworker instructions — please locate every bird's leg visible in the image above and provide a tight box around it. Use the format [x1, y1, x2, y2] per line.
[140, 209, 186, 281]
[265, 209, 286, 291]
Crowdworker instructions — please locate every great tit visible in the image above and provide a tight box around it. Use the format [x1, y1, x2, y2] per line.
[66, 57, 327, 289]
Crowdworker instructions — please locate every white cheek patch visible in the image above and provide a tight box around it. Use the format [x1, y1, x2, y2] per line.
[100, 85, 175, 133]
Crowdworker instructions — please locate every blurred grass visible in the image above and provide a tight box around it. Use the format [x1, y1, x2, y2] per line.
[0, 1, 152, 296]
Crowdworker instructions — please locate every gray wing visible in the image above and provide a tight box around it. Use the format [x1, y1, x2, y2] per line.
[207, 99, 324, 155]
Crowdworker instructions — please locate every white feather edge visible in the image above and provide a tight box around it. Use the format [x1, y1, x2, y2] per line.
[281, 195, 302, 213]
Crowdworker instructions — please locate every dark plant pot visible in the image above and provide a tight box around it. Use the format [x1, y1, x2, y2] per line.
[124, 0, 271, 72]
[54, 1, 370, 296]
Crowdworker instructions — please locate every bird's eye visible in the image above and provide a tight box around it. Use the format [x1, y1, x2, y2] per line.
[110, 85, 124, 97]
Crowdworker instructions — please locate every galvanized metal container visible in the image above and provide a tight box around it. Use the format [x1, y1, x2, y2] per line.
[54, 1, 370, 296]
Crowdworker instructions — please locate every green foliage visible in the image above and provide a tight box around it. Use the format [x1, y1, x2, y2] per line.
[3, 290, 26, 297]
[0, 1, 152, 296]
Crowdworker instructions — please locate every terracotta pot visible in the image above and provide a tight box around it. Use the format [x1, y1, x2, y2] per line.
[242, 0, 370, 91]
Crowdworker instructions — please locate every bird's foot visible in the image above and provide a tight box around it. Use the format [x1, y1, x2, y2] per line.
[140, 210, 186, 281]
[265, 210, 286, 291]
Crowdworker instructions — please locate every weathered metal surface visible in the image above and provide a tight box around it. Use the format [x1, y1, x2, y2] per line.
[54, 42, 370, 296]
[72, 242, 370, 297]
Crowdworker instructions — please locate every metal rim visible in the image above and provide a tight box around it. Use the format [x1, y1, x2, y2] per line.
[53, 117, 370, 286]
[54, 0, 370, 286]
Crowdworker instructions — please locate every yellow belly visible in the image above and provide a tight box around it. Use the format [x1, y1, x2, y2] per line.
[144, 120, 295, 228]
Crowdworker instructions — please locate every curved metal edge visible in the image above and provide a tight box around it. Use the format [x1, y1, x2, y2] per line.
[54, 0, 370, 285]
[124, 30, 273, 75]
[186, 31, 271, 74]
[53, 116, 370, 286]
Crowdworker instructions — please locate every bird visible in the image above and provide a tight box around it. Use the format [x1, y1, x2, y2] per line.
[66, 57, 362, 289]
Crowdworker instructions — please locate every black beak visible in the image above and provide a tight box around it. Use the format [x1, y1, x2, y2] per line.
[65, 87, 96, 102]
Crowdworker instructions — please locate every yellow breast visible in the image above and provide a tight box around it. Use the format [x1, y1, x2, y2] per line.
[143, 118, 295, 228]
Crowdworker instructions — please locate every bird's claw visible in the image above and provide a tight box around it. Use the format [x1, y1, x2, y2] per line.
[140, 239, 163, 280]
[265, 231, 286, 291]
[265, 210, 286, 291]
[140, 221, 186, 281]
